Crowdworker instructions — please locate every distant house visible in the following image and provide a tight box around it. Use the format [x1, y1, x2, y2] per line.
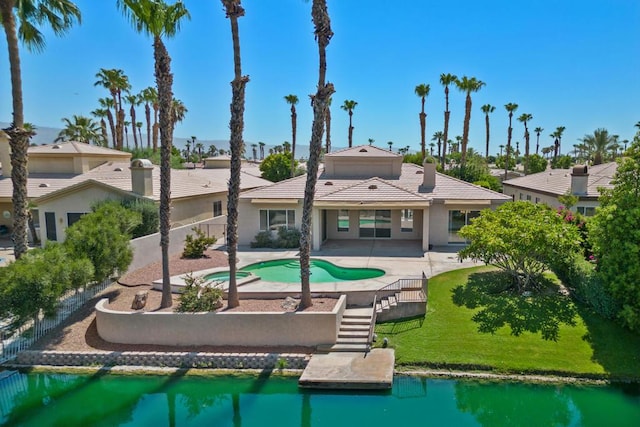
[238, 145, 511, 250]
[502, 162, 617, 216]
[0, 135, 269, 244]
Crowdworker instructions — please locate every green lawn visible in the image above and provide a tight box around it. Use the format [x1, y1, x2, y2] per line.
[375, 266, 640, 379]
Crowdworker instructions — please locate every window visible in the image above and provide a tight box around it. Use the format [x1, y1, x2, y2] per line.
[526, 195, 532, 201]
[45, 212, 57, 241]
[359, 210, 391, 238]
[338, 209, 349, 232]
[519, 193, 524, 200]
[401, 209, 413, 232]
[259, 209, 296, 231]
[448, 210, 480, 243]
[213, 201, 223, 217]
[576, 206, 596, 217]
[67, 212, 85, 227]
[535, 197, 540, 203]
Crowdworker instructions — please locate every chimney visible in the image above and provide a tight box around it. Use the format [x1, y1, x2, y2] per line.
[0, 131, 12, 176]
[571, 165, 588, 195]
[422, 158, 436, 189]
[129, 159, 154, 196]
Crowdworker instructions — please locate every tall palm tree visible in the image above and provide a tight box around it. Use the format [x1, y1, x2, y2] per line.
[55, 115, 103, 144]
[94, 68, 130, 150]
[325, 97, 332, 153]
[125, 93, 141, 149]
[415, 83, 430, 159]
[140, 86, 156, 149]
[284, 94, 299, 177]
[504, 103, 518, 179]
[341, 99, 357, 148]
[481, 104, 495, 159]
[555, 126, 566, 159]
[123, 120, 130, 148]
[428, 142, 435, 156]
[136, 121, 143, 144]
[432, 130, 443, 161]
[455, 76, 485, 169]
[258, 141, 265, 159]
[91, 108, 110, 146]
[299, 0, 334, 309]
[98, 97, 117, 148]
[218, 0, 248, 308]
[171, 98, 187, 125]
[499, 144, 504, 156]
[439, 73, 457, 170]
[580, 128, 616, 165]
[387, 140, 393, 151]
[251, 143, 257, 161]
[517, 113, 533, 174]
[1, 0, 80, 259]
[118, 0, 190, 309]
[534, 126, 543, 155]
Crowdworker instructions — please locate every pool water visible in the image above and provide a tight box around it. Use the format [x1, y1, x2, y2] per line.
[1, 372, 638, 426]
[239, 258, 385, 283]
[203, 271, 251, 282]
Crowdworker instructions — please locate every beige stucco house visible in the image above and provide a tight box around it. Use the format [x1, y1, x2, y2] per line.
[502, 162, 616, 216]
[238, 145, 511, 250]
[0, 136, 269, 243]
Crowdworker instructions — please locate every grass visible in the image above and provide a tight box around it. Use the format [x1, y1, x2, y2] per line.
[375, 266, 640, 379]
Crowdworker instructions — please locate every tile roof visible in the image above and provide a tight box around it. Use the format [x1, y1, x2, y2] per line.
[325, 145, 401, 158]
[503, 162, 617, 197]
[28, 141, 131, 157]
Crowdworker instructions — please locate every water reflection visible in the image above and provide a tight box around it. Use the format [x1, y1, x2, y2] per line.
[1, 371, 639, 426]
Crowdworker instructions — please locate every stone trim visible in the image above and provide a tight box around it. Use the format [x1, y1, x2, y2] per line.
[14, 350, 310, 370]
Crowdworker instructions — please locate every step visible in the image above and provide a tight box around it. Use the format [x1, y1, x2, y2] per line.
[375, 302, 382, 313]
[340, 324, 370, 332]
[336, 337, 369, 344]
[325, 343, 369, 352]
[388, 295, 398, 306]
[341, 318, 372, 326]
[343, 307, 374, 317]
[338, 330, 369, 338]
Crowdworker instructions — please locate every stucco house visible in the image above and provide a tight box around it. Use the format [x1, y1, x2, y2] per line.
[502, 162, 617, 216]
[0, 135, 269, 244]
[238, 145, 511, 251]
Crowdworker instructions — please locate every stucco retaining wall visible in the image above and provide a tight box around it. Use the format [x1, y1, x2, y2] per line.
[96, 295, 347, 347]
[14, 350, 309, 369]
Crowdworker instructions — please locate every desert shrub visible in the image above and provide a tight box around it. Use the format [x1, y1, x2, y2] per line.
[182, 227, 216, 259]
[275, 227, 301, 248]
[122, 199, 159, 238]
[176, 273, 223, 312]
[251, 231, 274, 248]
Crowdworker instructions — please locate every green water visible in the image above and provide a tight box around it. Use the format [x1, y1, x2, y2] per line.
[203, 271, 251, 282]
[239, 258, 385, 283]
[1, 372, 638, 426]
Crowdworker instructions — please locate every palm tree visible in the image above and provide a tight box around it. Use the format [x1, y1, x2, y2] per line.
[282, 141, 291, 152]
[218, 0, 249, 309]
[55, 115, 103, 144]
[258, 141, 265, 159]
[140, 86, 157, 149]
[387, 140, 393, 151]
[1, 0, 80, 259]
[125, 93, 141, 149]
[367, 138, 374, 145]
[499, 144, 504, 156]
[118, 0, 190, 309]
[171, 98, 187, 125]
[195, 142, 204, 163]
[94, 68, 131, 150]
[91, 108, 110, 146]
[555, 126, 566, 157]
[136, 121, 143, 144]
[284, 94, 299, 177]
[123, 120, 130, 148]
[432, 131, 443, 161]
[481, 104, 495, 159]
[325, 97, 332, 153]
[98, 97, 117, 148]
[517, 113, 533, 174]
[454, 76, 485, 169]
[439, 73, 457, 169]
[299, 0, 334, 309]
[415, 83, 430, 159]
[341, 99, 357, 148]
[580, 128, 616, 165]
[504, 103, 518, 179]
[251, 143, 257, 161]
[428, 142, 435, 156]
[534, 126, 543, 155]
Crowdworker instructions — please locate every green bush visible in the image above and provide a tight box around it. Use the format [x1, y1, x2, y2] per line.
[182, 227, 216, 258]
[176, 273, 223, 312]
[250, 227, 300, 249]
[122, 199, 159, 238]
[250, 231, 274, 248]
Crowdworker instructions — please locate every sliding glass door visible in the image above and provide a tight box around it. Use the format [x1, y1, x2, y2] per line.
[359, 210, 391, 238]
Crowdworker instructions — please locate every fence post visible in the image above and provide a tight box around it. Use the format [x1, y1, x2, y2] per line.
[422, 272, 428, 307]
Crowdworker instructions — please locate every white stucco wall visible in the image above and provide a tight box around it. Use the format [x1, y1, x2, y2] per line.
[237, 200, 302, 246]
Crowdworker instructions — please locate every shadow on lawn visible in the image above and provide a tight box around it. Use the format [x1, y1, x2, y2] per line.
[451, 271, 577, 341]
[376, 316, 425, 335]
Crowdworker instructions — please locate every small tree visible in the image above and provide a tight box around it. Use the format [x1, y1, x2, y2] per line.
[121, 198, 159, 238]
[259, 152, 300, 182]
[182, 227, 216, 259]
[64, 201, 139, 282]
[176, 272, 223, 312]
[459, 201, 582, 292]
[527, 153, 548, 174]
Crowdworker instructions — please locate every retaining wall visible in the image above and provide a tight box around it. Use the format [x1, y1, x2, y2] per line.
[96, 295, 347, 347]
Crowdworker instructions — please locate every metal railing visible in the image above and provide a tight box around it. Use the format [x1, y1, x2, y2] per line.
[367, 295, 378, 353]
[0, 278, 112, 364]
[377, 273, 428, 303]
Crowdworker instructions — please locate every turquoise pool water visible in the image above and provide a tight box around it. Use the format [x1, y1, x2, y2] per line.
[203, 271, 251, 282]
[239, 258, 385, 283]
[1, 372, 638, 426]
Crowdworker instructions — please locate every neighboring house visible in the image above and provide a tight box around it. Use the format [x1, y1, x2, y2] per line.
[0, 136, 270, 244]
[238, 145, 511, 250]
[502, 162, 617, 216]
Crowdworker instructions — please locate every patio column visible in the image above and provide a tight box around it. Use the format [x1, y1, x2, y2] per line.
[422, 207, 430, 251]
[312, 206, 322, 250]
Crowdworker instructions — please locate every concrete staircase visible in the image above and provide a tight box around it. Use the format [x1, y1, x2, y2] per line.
[375, 293, 398, 314]
[319, 307, 374, 353]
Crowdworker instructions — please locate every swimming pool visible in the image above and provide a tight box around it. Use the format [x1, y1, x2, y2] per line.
[238, 258, 385, 283]
[203, 271, 251, 282]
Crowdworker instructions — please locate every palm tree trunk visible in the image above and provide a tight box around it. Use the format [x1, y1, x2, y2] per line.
[325, 103, 331, 153]
[442, 87, 450, 170]
[505, 116, 513, 180]
[461, 93, 471, 168]
[153, 106, 159, 152]
[106, 109, 117, 148]
[524, 127, 530, 174]
[223, 0, 248, 309]
[419, 111, 426, 159]
[2, 1, 29, 258]
[145, 103, 151, 149]
[300, 0, 334, 309]
[99, 118, 108, 146]
[154, 35, 175, 309]
[347, 111, 353, 148]
[485, 113, 490, 159]
[130, 105, 138, 150]
[290, 105, 296, 178]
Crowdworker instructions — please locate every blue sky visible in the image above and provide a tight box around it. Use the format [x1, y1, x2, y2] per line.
[1, 0, 639, 155]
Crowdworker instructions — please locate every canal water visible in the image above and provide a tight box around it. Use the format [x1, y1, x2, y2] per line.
[1, 371, 638, 426]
